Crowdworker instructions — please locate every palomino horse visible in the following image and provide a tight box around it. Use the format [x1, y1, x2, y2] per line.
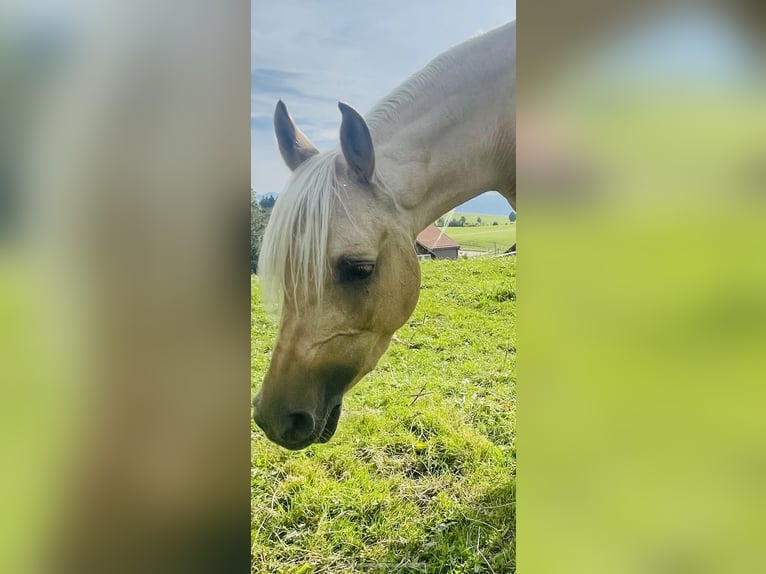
[253, 22, 515, 449]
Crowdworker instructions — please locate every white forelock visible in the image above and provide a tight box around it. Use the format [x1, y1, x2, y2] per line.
[258, 150, 342, 313]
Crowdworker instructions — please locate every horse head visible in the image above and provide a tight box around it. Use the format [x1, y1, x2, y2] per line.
[252, 100, 420, 449]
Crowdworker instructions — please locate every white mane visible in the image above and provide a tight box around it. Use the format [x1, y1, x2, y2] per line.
[258, 150, 343, 312]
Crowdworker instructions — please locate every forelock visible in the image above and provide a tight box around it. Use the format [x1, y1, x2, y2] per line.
[258, 151, 347, 314]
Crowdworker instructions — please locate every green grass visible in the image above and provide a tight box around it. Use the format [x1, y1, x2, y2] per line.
[442, 225, 516, 253]
[252, 257, 516, 573]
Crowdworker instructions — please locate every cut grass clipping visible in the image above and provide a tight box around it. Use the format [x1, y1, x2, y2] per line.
[252, 256, 516, 573]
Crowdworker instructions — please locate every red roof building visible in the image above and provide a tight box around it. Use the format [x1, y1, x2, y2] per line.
[415, 224, 460, 260]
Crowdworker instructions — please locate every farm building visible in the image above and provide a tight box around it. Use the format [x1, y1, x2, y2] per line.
[415, 224, 460, 260]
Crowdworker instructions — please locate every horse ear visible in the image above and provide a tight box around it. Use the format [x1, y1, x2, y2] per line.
[338, 102, 375, 183]
[274, 100, 319, 171]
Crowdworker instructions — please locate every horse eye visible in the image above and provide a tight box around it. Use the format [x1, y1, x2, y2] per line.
[339, 260, 375, 282]
[352, 263, 374, 278]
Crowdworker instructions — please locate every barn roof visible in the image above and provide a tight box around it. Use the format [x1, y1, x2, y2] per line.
[416, 224, 460, 250]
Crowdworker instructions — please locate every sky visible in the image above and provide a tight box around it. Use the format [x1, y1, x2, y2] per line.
[251, 0, 516, 195]
[250, 1, 755, 199]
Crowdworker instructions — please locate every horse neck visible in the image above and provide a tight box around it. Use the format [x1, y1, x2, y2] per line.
[370, 25, 515, 237]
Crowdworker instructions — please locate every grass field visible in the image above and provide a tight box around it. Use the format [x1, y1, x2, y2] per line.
[442, 224, 516, 253]
[252, 257, 516, 573]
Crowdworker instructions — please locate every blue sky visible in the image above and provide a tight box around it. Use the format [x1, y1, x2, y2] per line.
[251, 0, 516, 194]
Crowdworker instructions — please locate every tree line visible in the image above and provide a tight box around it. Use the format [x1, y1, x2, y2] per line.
[251, 193, 275, 273]
[435, 210, 516, 228]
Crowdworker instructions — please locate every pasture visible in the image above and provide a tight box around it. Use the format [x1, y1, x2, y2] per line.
[252, 256, 516, 573]
[444, 224, 516, 253]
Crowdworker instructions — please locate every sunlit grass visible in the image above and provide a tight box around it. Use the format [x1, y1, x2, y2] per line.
[252, 257, 516, 573]
[446, 225, 516, 252]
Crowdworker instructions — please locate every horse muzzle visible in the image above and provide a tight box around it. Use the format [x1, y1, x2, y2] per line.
[252, 394, 342, 450]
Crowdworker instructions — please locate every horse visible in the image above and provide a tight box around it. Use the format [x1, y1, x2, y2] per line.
[253, 21, 515, 450]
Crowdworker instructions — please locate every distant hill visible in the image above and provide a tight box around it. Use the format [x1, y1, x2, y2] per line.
[456, 191, 514, 216]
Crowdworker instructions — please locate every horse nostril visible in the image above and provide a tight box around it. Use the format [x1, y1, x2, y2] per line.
[281, 411, 315, 444]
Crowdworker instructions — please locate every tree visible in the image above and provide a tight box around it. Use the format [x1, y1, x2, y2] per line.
[477, 216, 482, 225]
[436, 217, 444, 227]
[259, 195, 276, 210]
[251, 194, 270, 273]
[460, 215, 466, 227]
[508, 210, 516, 223]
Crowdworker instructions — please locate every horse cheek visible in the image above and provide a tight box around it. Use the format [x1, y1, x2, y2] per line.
[399, 256, 421, 323]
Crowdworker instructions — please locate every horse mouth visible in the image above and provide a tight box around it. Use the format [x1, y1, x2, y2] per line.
[316, 404, 342, 443]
